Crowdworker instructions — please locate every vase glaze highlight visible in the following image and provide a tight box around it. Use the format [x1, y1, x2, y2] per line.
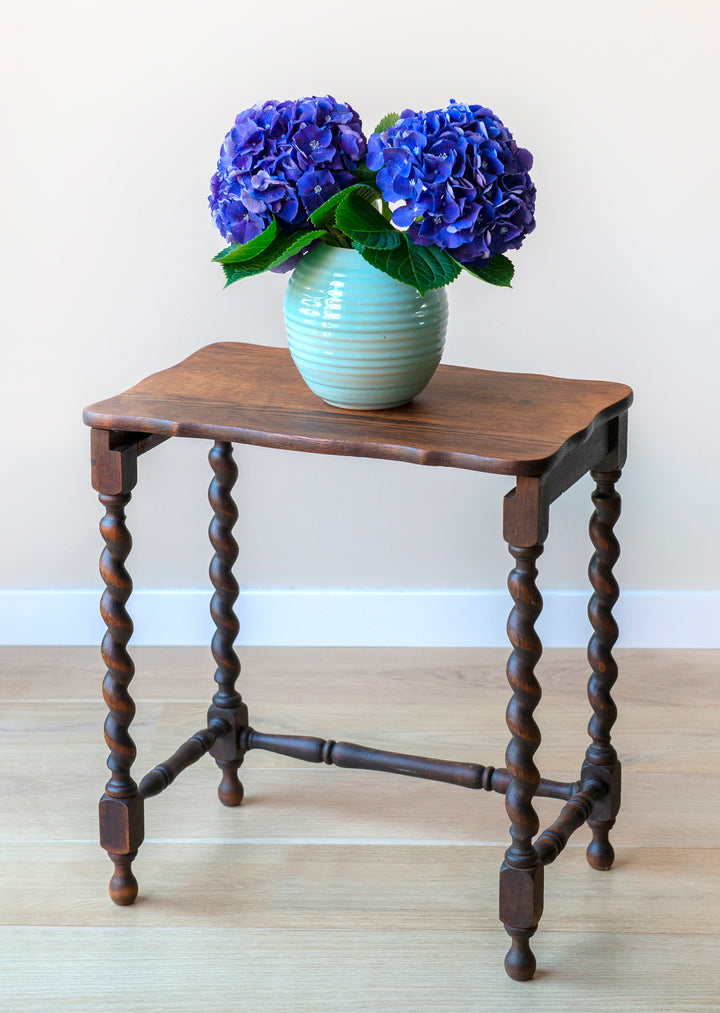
[284, 244, 448, 409]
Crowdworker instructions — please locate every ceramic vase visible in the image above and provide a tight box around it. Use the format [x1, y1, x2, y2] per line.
[284, 244, 448, 410]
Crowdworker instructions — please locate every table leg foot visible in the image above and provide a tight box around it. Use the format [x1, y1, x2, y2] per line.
[217, 762, 244, 807]
[108, 851, 139, 905]
[587, 819, 616, 870]
[504, 927, 537, 981]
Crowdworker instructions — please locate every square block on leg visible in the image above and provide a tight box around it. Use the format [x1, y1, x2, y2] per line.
[207, 703, 249, 762]
[499, 861, 544, 929]
[98, 793, 144, 854]
[581, 759, 622, 822]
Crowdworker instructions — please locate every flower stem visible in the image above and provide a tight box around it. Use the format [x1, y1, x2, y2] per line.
[323, 226, 353, 248]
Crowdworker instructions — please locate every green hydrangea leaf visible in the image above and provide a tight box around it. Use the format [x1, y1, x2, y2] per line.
[354, 235, 461, 295]
[212, 218, 279, 263]
[309, 183, 381, 228]
[372, 111, 400, 135]
[352, 160, 377, 184]
[222, 229, 325, 286]
[453, 253, 514, 287]
[334, 191, 402, 249]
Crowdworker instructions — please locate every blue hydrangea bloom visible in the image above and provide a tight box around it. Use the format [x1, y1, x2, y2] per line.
[209, 96, 367, 244]
[367, 101, 535, 264]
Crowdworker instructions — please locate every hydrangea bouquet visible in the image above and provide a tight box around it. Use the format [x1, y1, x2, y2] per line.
[209, 96, 536, 295]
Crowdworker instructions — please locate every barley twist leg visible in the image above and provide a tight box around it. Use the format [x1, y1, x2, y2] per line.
[98, 491, 144, 905]
[207, 441, 248, 806]
[583, 468, 623, 870]
[500, 543, 544, 981]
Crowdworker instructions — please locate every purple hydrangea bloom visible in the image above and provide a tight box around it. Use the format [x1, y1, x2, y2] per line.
[367, 101, 535, 263]
[209, 96, 367, 244]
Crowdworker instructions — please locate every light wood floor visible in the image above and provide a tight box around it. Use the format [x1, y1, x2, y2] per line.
[1, 646, 718, 1012]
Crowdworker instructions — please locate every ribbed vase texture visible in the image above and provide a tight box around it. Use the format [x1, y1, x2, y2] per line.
[284, 244, 448, 409]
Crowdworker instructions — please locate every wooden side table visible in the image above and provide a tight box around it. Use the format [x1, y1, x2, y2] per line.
[83, 341, 633, 981]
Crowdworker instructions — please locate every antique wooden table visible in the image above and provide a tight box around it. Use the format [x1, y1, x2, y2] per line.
[83, 341, 633, 981]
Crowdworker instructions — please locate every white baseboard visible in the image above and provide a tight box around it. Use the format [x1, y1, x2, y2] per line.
[0, 588, 718, 648]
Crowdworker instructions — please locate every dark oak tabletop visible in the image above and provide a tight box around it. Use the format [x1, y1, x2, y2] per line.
[83, 342, 633, 477]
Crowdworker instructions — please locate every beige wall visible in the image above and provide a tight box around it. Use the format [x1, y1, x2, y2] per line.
[2, 1, 718, 611]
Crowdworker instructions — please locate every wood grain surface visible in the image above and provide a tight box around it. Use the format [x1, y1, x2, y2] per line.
[1, 646, 717, 1011]
[82, 342, 633, 476]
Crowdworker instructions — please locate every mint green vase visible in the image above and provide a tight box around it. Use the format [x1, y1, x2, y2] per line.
[284, 244, 448, 410]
